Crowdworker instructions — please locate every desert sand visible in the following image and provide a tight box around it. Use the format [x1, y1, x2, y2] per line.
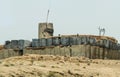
[0, 54, 120, 77]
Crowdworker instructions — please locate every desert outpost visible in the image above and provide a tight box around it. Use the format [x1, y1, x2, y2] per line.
[0, 22, 120, 60]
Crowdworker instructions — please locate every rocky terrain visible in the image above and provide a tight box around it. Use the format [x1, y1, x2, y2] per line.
[0, 54, 120, 77]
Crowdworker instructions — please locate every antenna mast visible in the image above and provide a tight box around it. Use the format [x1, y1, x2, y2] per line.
[98, 26, 106, 36]
[46, 10, 50, 24]
[46, 0, 51, 24]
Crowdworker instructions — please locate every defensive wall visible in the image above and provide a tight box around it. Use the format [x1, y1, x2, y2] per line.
[0, 34, 120, 60]
[0, 22, 120, 59]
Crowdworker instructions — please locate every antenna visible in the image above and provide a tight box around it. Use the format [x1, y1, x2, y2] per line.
[46, 0, 51, 27]
[102, 28, 105, 36]
[46, 9, 50, 24]
[98, 26, 101, 36]
[98, 26, 106, 36]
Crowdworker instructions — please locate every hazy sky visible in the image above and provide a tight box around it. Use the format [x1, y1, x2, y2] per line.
[0, 0, 120, 44]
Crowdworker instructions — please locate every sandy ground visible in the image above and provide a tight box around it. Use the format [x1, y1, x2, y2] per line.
[0, 54, 120, 77]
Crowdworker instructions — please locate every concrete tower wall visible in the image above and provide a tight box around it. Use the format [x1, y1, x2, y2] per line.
[38, 23, 54, 38]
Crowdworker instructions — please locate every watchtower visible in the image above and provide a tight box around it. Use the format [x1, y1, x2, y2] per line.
[38, 23, 54, 38]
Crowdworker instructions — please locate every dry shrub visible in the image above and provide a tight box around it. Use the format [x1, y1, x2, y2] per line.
[68, 70, 74, 75]
[83, 66, 86, 69]
[69, 57, 79, 63]
[47, 72, 56, 77]
[51, 66, 59, 68]
[59, 60, 65, 64]
[87, 62, 90, 66]
[47, 71, 63, 77]
[3, 64, 9, 67]
[76, 63, 80, 66]
[40, 65, 46, 67]
[0, 74, 4, 77]
[64, 56, 70, 62]
[74, 69, 81, 71]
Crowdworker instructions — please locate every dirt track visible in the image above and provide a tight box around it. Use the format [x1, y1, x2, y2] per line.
[0, 54, 120, 77]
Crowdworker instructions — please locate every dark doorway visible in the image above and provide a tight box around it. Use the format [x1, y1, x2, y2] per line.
[19, 50, 23, 56]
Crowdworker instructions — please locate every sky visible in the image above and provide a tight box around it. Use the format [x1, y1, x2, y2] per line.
[0, 0, 120, 44]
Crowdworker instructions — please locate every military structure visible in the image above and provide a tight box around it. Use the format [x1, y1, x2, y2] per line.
[0, 22, 120, 60]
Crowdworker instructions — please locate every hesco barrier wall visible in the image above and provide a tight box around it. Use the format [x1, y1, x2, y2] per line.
[0, 45, 120, 60]
[31, 35, 120, 50]
[1, 35, 120, 60]
[0, 49, 20, 59]
[23, 45, 120, 60]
